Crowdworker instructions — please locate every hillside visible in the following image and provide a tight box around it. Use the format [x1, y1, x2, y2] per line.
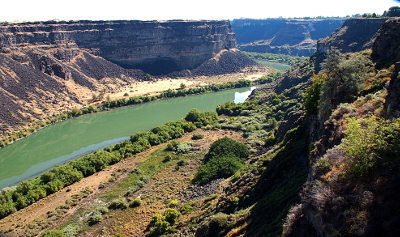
[1, 17, 400, 237]
[232, 18, 345, 56]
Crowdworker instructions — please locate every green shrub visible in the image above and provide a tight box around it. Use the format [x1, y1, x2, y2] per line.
[206, 212, 231, 236]
[129, 198, 142, 208]
[206, 137, 249, 162]
[41, 230, 66, 237]
[343, 116, 400, 177]
[192, 133, 205, 140]
[193, 155, 244, 185]
[167, 140, 180, 151]
[168, 199, 179, 207]
[180, 204, 194, 214]
[88, 212, 103, 225]
[314, 158, 332, 176]
[108, 198, 128, 209]
[176, 142, 192, 154]
[163, 154, 173, 163]
[164, 208, 180, 225]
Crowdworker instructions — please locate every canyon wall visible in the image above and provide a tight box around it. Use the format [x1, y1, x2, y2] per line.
[317, 18, 389, 54]
[0, 20, 238, 75]
[232, 18, 345, 56]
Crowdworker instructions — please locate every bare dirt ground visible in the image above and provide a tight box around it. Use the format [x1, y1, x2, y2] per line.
[69, 65, 271, 105]
[0, 129, 245, 236]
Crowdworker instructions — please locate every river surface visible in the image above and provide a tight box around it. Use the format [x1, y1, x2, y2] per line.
[0, 86, 256, 189]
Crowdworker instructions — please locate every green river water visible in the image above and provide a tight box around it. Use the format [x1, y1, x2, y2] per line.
[0, 86, 256, 189]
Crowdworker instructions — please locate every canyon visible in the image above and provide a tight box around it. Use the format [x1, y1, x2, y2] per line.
[0, 20, 259, 138]
[232, 18, 346, 56]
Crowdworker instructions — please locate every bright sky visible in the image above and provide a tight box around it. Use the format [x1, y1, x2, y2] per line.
[1, 0, 399, 22]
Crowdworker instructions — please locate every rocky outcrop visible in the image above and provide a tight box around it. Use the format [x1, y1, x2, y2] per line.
[317, 18, 389, 54]
[232, 18, 345, 56]
[372, 18, 400, 65]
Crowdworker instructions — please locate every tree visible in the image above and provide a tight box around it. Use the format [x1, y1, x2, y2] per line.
[318, 49, 373, 121]
[384, 6, 400, 17]
[303, 74, 325, 116]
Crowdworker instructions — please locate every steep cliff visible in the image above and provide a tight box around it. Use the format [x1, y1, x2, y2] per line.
[0, 20, 238, 75]
[317, 18, 389, 54]
[232, 18, 345, 56]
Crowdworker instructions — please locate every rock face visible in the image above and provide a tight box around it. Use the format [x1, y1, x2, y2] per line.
[232, 18, 345, 56]
[372, 18, 400, 65]
[317, 18, 389, 54]
[0, 20, 237, 75]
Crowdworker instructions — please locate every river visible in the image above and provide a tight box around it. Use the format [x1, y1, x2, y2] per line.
[0, 86, 257, 190]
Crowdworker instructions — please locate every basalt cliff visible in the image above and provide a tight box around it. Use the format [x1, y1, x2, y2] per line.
[0, 20, 258, 137]
[232, 18, 345, 56]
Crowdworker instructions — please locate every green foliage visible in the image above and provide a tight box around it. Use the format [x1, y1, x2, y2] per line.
[192, 133, 204, 140]
[194, 155, 245, 185]
[206, 137, 249, 162]
[342, 116, 400, 177]
[41, 230, 66, 237]
[167, 140, 180, 151]
[185, 108, 218, 127]
[164, 208, 180, 224]
[149, 209, 180, 235]
[216, 101, 257, 116]
[168, 199, 179, 207]
[243, 51, 306, 66]
[383, 6, 400, 17]
[303, 74, 325, 116]
[318, 49, 374, 121]
[175, 142, 192, 154]
[108, 197, 129, 209]
[87, 211, 104, 225]
[129, 198, 142, 208]
[314, 158, 332, 176]
[193, 138, 249, 184]
[205, 213, 232, 237]
[180, 204, 194, 214]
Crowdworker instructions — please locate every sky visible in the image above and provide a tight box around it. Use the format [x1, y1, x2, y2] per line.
[1, 0, 399, 22]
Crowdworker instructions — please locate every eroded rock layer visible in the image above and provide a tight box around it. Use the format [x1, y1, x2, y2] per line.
[0, 20, 237, 75]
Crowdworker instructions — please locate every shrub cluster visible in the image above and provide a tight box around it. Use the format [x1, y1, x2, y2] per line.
[342, 116, 400, 177]
[193, 138, 249, 185]
[149, 208, 180, 235]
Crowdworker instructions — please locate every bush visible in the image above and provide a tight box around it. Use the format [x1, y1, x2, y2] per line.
[167, 140, 180, 151]
[176, 142, 192, 154]
[206, 137, 249, 162]
[164, 208, 180, 225]
[168, 199, 179, 207]
[88, 212, 103, 225]
[192, 133, 205, 140]
[108, 198, 129, 209]
[41, 230, 66, 237]
[342, 116, 400, 177]
[193, 155, 245, 185]
[163, 154, 173, 163]
[180, 204, 194, 214]
[129, 198, 142, 208]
